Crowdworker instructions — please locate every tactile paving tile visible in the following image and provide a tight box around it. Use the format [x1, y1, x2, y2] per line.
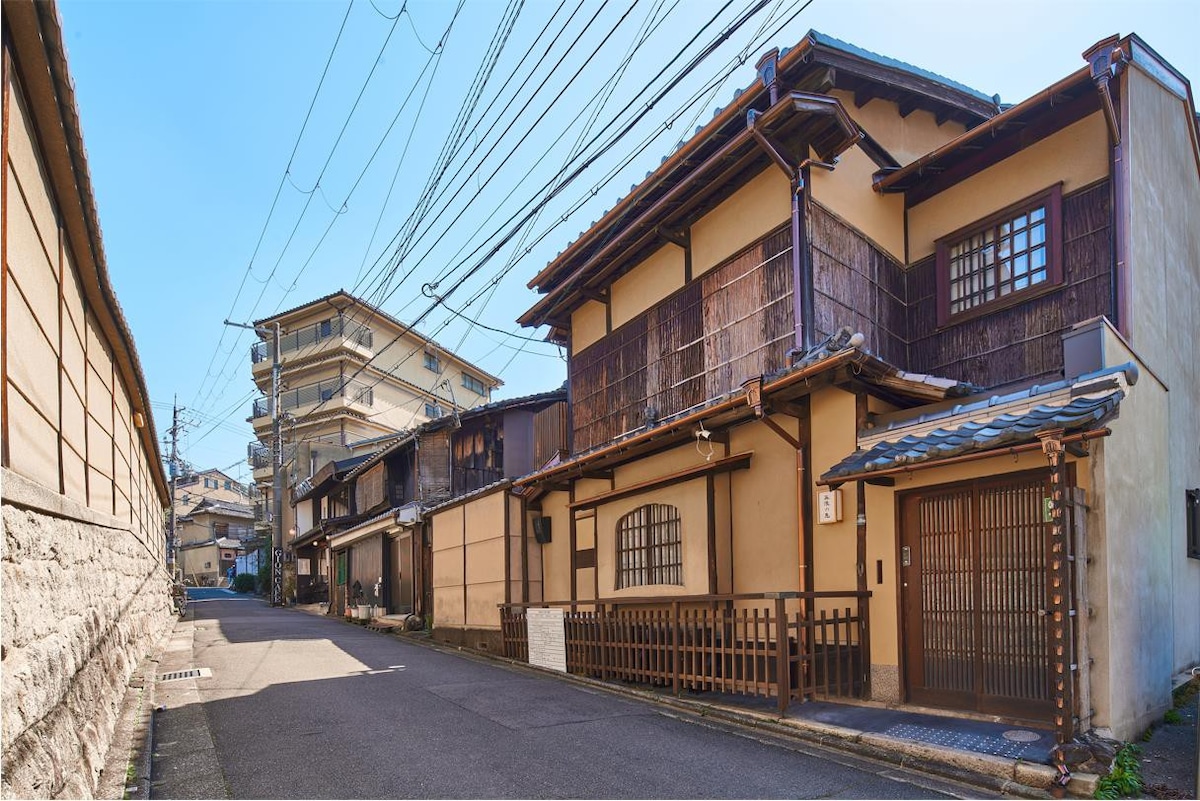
[882, 722, 1048, 760]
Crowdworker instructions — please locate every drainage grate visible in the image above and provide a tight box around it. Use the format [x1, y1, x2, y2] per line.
[158, 667, 212, 683]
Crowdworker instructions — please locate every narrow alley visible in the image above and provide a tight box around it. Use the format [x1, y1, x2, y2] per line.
[150, 597, 978, 799]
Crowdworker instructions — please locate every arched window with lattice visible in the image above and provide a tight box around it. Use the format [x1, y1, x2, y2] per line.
[616, 504, 682, 588]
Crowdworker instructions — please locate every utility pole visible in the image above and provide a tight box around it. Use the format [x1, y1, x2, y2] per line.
[226, 319, 285, 606]
[167, 395, 181, 577]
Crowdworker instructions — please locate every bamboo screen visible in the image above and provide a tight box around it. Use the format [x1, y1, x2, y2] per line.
[570, 226, 793, 452]
[907, 181, 1113, 387]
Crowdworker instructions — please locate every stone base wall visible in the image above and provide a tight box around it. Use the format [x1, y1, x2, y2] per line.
[1, 503, 173, 799]
[432, 626, 504, 655]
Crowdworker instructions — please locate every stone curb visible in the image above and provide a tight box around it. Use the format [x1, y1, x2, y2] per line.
[97, 612, 174, 800]
[330, 616, 1101, 800]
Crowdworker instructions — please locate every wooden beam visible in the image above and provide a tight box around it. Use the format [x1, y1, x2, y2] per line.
[568, 452, 753, 511]
[897, 96, 921, 118]
[854, 83, 880, 108]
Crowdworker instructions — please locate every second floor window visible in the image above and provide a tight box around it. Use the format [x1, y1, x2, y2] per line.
[936, 184, 1062, 325]
[424, 352, 441, 373]
[616, 503, 682, 589]
[425, 403, 443, 419]
[462, 374, 486, 395]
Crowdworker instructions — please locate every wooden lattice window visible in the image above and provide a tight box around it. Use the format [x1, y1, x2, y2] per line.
[936, 185, 1063, 325]
[616, 504, 682, 588]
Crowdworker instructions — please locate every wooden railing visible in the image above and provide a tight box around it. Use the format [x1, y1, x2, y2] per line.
[499, 591, 870, 714]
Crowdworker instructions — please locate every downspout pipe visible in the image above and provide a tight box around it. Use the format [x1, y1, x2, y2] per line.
[1083, 38, 1130, 338]
[748, 110, 833, 355]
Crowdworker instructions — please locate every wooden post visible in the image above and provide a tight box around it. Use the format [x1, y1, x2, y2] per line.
[1039, 430, 1075, 744]
[775, 595, 789, 715]
[856, 480, 871, 698]
[671, 600, 681, 698]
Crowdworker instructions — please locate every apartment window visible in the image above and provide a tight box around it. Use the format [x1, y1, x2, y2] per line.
[616, 503, 682, 589]
[423, 352, 441, 373]
[462, 374, 486, 395]
[936, 185, 1062, 326]
[1188, 489, 1200, 560]
[319, 318, 333, 338]
[425, 403, 443, 419]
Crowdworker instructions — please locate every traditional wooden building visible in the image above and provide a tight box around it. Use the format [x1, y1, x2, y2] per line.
[510, 31, 1200, 746]
[291, 390, 567, 622]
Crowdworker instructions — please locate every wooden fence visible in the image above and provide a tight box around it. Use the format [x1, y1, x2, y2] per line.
[499, 591, 870, 714]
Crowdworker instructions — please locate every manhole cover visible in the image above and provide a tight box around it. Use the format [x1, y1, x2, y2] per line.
[1002, 729, 1041, 743]
[158, 668, 212, 683]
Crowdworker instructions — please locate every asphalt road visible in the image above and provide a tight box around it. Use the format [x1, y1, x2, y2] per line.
[151, 600, 978, 799]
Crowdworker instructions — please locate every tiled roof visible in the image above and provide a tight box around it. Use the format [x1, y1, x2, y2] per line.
[807, 31, 996, 105]
[187, 499, 255, 519]
[821, 390, 1123, 483]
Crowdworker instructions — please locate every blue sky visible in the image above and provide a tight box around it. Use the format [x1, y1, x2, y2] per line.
[54, 0, 1198, 483]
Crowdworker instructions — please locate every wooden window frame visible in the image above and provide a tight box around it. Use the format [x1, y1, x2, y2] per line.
[615, 503, 683, 589]
[462, 373, 486, 395]
[935, 184, 1063, 327]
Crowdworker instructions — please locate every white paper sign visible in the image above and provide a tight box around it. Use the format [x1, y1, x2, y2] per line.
[525, 607, 567, 673]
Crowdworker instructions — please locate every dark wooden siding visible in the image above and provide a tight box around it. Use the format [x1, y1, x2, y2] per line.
[532, 401, 567, 468]
[348, 534, 384, 604]
[418, 428, 452, 503]
[453, 417, 503, 494]
[810, 203, 908, 365]
[569, 226, 793, 452]
[907, 181, 1112, 387]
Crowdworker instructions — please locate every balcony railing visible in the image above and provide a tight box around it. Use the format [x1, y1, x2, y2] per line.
[500, 591, 871, 713]
[251, 379, 374, 419]
[251, 318, 374, 364]
[248, 442, 271, 469]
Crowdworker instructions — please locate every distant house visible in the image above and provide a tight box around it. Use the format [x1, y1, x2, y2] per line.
[511, 30, 1200, 746]
[176, 496, 256, 585]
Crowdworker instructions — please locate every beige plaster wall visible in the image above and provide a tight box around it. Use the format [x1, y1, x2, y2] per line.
[810, 144, 906, 262]
[1086, 328, 1173, 739]
[430, 505, 466, 628]
[594, 479, 709, 599]
[728, 418, 802, 594]
[907, 111, 1110, 260]
[691, 167, 791, 276]
[4, 81, 162, 538]
[464, 491, 507, 629]
[832, 90, 967, 167]
[2, 54, 170, 799]
[1124, 62, 1200, 686]
[610, 244, 685, 329]
[537, 491, 573, 602]
[570, 300, 607, 355]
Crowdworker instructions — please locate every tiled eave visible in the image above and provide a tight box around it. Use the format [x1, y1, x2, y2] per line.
[819, 387, 1124, 486]
[873, 66, 1099, 206]
[515, 345, 974, 489]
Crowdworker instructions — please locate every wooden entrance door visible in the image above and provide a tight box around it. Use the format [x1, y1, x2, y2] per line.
[900, 472, 1054, 721]
[388, 532, 413, 614]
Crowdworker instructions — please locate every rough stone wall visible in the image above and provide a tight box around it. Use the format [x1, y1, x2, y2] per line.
[1, 504, 173, 799]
